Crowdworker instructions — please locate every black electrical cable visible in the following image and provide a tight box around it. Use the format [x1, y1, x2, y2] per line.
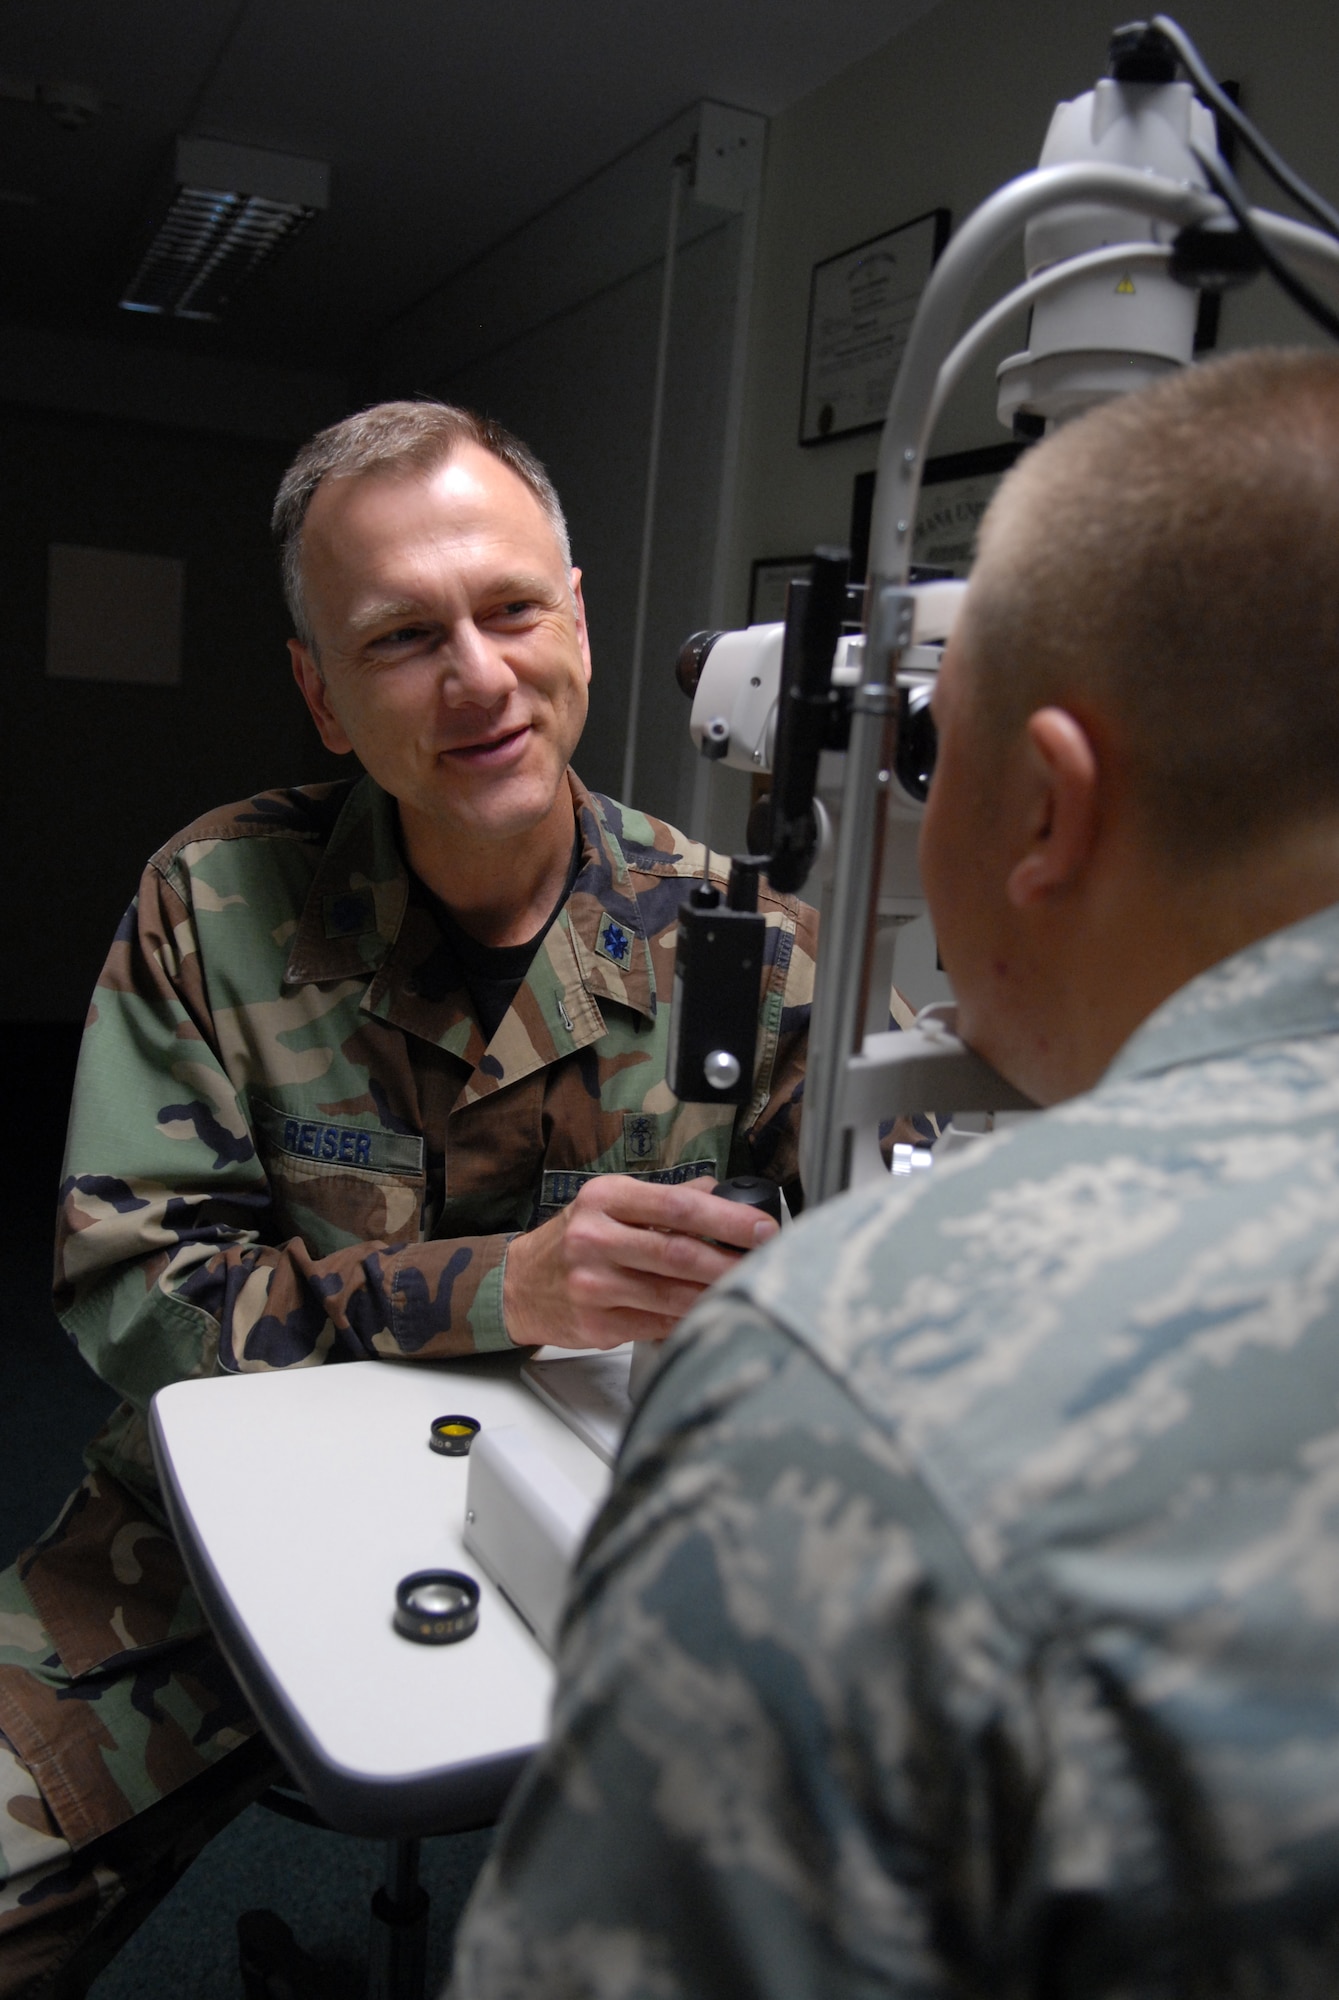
[1153, 15, 1339, 244]
[1192, 147, 1339, 343]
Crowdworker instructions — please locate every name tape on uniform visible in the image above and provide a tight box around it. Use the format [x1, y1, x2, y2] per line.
[255, 1100, 425, 1177]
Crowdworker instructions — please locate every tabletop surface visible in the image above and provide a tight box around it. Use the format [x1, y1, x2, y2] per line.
[150, 1352, 613, 1835]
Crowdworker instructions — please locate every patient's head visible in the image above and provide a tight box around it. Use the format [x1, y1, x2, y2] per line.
[920, 349, 1339, 1103]
[968, 348, 1339, 859]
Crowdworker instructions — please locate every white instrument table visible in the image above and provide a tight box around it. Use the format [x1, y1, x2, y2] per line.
[149, 1354, 612, 1837]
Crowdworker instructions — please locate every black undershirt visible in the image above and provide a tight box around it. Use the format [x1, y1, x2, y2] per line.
[424, 829, 583, 1043]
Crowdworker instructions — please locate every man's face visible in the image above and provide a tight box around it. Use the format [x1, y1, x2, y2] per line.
[918, 608, 1026, 1069]
[290, 443, 591, 848]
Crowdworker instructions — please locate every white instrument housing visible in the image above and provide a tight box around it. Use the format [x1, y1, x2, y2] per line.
[688, 578, 969, 798]
[997, 79, 1220, 426]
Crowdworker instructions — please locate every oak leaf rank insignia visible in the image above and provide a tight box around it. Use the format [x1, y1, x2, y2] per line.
[596, 915, 634, 966]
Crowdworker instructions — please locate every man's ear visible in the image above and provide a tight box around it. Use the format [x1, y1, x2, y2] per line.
[570, 568, 593, 686]
[289, 640, 354, 756]
[1006, 706, 1100, 907]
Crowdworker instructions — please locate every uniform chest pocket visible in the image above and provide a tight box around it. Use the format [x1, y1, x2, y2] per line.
[253, 1099, 426, 1254]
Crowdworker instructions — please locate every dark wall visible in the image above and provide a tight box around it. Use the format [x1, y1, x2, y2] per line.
[438, 219, 736, 830]
[441, 262, 660, 804]
[0, 404, 346, 1021]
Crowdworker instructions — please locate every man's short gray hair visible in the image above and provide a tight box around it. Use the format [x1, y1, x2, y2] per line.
[272, 400, 572, 650]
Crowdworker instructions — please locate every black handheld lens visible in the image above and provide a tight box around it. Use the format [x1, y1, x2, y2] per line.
[393, 1569, 480, 1645]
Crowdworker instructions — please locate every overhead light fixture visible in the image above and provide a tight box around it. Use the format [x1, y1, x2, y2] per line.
[120, 137, 329, 321]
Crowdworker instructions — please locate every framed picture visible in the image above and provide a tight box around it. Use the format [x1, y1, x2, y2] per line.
[747, 554, 814, 626]
[848, 442, 1031, 582]
[800, 208, 951, 446]
[912, 442, 1028, 574]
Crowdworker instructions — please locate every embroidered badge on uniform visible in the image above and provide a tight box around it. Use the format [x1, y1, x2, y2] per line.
[624, 1111, 659, 1164]
[596, 914, 634, 966]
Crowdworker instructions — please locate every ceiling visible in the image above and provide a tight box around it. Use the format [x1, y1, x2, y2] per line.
[0, 0, 943, 379]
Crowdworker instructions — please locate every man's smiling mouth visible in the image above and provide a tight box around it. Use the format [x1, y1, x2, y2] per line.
[444, 724, 531, 766]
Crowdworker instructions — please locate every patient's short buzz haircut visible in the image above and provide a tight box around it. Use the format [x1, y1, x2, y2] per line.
[965, 347, 1339, 861]
[272, 400, 572, 650]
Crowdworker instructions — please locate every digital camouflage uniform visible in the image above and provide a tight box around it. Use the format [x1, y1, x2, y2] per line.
[453, 902, 1339, 1999]
[0, 768, 825, 1989]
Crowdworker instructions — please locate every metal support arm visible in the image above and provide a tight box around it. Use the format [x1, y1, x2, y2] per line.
[802, 158, 1339, 1207]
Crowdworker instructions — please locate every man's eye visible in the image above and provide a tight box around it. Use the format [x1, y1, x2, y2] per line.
[374, 626, 431, 649]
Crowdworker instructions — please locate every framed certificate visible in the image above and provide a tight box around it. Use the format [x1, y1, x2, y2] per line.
[912, 442, 1028, 574]
[847, 442, 1030, 582]
[800, 208, 950, 446]
[747, 555, 814, 625]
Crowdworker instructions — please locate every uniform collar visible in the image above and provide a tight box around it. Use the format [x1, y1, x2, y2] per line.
[281, 774, 408, 988]
[1102, 898, 1339, 1088]
[283, 771, 661, 1093]
[562, 779, 658, 1025]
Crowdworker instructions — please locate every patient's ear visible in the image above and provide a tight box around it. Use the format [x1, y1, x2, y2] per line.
[1006, 706, 1099, 907]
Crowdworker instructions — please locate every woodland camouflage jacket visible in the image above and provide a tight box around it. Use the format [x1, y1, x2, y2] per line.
[54, 769, 819, 1507]
[0, 773, 820, 1857]
[0, 768, 819, 1856]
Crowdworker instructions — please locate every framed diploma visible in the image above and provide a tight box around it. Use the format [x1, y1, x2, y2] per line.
[911, 442, 1028, 574]
[847, 442, 1030, 582]
[747, 555, 814, 625]
[800, 208, 950, 446]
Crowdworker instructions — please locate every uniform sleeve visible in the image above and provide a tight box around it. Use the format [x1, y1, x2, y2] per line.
[741, 898, 930, 1198]
[55, 865, 517, 1414]
[450, 1298, 1034, 2000]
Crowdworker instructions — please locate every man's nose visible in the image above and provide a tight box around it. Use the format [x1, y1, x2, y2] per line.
[439, 625, 517, 707]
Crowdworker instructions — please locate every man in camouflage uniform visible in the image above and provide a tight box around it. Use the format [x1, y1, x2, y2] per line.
[452, 348, 1339, 1997]
[0, 402, 834, 1993]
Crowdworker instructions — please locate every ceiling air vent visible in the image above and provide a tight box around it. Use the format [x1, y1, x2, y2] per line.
[120, 137, 329, 321]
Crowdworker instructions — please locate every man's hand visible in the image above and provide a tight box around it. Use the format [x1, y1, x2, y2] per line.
[503, 1175, 779, 1350]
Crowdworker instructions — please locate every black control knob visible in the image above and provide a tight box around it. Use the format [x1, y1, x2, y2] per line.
[1109, 21, 1177, 83]
[1170, 213, 1263, 290]
[711, 1174, 784, 1227]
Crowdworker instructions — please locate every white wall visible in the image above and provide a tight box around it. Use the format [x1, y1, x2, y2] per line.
[726, 0, 1339, 618]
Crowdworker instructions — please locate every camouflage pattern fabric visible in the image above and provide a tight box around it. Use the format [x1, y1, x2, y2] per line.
[1, 768, 819, 1970]
[57, 768, 817, 1484]
[0, 1710, 278, 1999]
[452, 902, 1339, 1997]
[0, 1469, 269, 1994]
